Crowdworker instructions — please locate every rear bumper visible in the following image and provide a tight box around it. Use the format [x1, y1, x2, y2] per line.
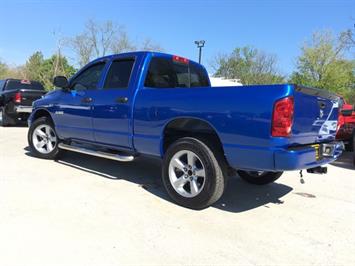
[225, 141, 344, 172]
[14, 106, 33, 113]
[274, 142, 343, 170]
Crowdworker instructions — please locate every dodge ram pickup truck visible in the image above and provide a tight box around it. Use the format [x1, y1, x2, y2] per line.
[0, 79, 46, 126]
[27, 52, 343, 209]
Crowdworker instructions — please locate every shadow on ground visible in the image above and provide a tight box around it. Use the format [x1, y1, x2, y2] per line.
[24, 147, 293, 213]
[331, 152, 354, 170]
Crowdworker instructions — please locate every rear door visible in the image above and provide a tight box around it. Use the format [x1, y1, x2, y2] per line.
[54, 62, 106, 142]
[92, 57, 137, 149]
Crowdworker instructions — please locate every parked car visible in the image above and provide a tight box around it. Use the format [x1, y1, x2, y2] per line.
[0, 79, 46, 126]
[336, 97, 355, 151]
[27, 52, 343, 209]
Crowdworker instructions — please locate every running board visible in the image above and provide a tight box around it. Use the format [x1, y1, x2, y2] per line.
[58, 143, 135, 162]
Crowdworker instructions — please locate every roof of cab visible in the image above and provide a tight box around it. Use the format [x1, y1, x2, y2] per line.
[90, 51, 200, 66]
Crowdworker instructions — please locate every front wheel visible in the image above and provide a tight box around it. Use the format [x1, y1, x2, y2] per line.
[237, 170, 283, 185]
[28, 117, 60, 159]
[162, 137, 226, 210]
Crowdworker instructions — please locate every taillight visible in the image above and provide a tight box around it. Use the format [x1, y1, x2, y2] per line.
[272, 96, 294, 137]
[14, 92, 22, 103]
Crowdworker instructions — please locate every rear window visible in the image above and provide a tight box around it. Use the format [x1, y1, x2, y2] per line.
[190, 63, 209, 87]
[144, 57, 210, 88]
[104, 59, 135, 89]
[5, 80, 44, 91]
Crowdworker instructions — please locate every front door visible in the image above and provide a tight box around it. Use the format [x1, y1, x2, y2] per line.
[54, 62, 106, 142]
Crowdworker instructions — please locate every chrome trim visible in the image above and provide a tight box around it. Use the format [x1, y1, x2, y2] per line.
[58, 143, 135, 162]
[15, 106, 33, 113]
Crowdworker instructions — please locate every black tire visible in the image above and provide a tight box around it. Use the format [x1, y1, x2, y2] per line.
[162, 137, 226, 210]
[28, 116, 60, 160]
[237, 170, 283, 185]
[0, 106, 11, 127]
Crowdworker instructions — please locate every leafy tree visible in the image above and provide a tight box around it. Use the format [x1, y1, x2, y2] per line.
[0, 60, 8, 79]
[213, 46, 285, 85]
[0, 60, 24, 79]
[23, 51, 76, 90]
[40, 54, 76, 90]
[290, 30, 355, 101]
[24, 51, 44, 81]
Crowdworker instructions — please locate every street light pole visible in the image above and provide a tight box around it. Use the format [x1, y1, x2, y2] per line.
[194, 40, 205, 64]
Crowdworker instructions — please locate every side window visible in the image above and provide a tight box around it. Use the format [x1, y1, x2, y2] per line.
[71, 63, 105, 90]
[190, 63, 210, 87]
[144, 58, 176, 88]
[104, 59, 135, 89]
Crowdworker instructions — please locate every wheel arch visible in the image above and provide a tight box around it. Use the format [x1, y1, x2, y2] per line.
[160, 117, 226, 160]
[31, 108, 54, 124]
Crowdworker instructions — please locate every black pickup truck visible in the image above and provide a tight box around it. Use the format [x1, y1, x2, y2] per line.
[0, 79, 46, 126]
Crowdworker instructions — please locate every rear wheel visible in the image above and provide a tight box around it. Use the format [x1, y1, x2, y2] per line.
[237, 170, 283, 185]
[0, 106, 11, 126]
[28, 117, 60, 159]
[162, 137, 226, 209]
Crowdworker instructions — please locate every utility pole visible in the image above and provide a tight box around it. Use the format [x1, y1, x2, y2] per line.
[194, 40, 205, 64]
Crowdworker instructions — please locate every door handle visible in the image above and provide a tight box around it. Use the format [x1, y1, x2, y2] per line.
[116, 97, 128, 104]
[81, 97, 93, 103]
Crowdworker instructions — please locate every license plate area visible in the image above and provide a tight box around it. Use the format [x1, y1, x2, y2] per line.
[311, 144, 322, 161]
[312, 143, 338, 160]
[322, 143, 336, 157]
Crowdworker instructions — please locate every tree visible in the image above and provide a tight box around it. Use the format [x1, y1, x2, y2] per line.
[22, 51, 76, 90]
[111, 31, 136, 54]
[290, 30, 355, 101]
[141, 38, 164, 52]
[86, 19, 119, 58]
[0, 60, 24, 79]
[39, 54, 76, 90]
[213, 46, 285, 85]
[67, 19, 164, 67]
[68, 34, 94, 68]
[0, 60, 8, 79]
[24, 51, 44, 81]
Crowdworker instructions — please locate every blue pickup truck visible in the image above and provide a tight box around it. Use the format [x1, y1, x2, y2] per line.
[28, 51, 343, 209]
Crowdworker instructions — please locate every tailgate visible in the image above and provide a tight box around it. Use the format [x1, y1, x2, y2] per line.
[18, 89, 46, 106]
[292, 86, 339, 144]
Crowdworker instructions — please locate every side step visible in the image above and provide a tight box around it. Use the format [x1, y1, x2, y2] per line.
[58, 143, 135, 162]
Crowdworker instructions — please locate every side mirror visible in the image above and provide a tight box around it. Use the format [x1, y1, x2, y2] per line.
[340, 109, 354, 117]
[53, 76, 69, 89]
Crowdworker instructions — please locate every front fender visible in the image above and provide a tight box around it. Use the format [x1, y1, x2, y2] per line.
[28, 108, 53, 127]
